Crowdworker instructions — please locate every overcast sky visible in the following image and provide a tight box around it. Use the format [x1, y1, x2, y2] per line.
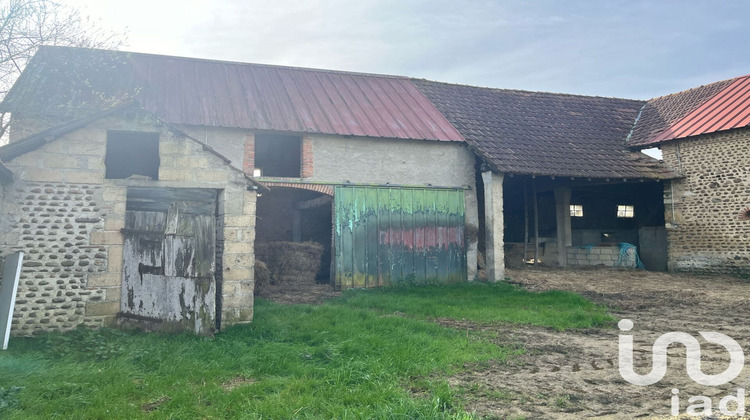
[67, 0, 749, 100]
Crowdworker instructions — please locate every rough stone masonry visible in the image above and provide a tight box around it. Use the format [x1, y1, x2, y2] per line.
[661, 127, 750, 276]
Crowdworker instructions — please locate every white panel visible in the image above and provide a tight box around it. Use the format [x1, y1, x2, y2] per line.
[0, 252, 24, 350]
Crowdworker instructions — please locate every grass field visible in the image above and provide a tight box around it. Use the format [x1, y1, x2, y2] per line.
[0, 282, 612, 419]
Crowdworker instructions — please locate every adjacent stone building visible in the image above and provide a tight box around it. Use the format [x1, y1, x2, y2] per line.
[627, 75, 750, 276]
[0, 104, 260, 335]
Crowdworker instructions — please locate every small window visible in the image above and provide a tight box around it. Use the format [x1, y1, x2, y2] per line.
[255, 134, 301, 177]
[105, 131, 160, 180]
[617, 205, 634, 218]
[570, 204, 584, 217]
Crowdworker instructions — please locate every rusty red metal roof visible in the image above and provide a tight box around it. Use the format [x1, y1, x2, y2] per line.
[649, 75, 750, 143]
[2, 46, 464, 142]
[627, 75, 749, 147]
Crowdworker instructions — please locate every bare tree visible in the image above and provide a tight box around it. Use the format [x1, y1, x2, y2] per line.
[0, 0, 126, 138]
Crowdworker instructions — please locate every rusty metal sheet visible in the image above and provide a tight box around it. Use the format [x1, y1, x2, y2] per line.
[651, 75, 750, 143]
[5, 46, 465, 142]
[334, 186, 466, 289]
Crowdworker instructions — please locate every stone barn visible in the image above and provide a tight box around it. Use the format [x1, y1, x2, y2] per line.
[627, 75, 750, 276]
[0, 45, 748, 337]
[0, 46, 479, 335]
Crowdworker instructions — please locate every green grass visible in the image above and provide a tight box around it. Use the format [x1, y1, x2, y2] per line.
[0, 282, 612, 419]
[337, 282, 613, 330]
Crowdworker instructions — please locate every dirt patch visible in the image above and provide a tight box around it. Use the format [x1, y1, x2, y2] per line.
[221, 376, 257, 392]
[141, 396, 171, 412]
[449, 267, 750, 419]
[255, 282, 341, 305]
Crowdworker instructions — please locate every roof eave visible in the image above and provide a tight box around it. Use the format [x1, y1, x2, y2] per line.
[0, 160, 13, 184]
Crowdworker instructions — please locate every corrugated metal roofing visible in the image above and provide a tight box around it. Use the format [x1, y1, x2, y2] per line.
[626, 76, 742, 147]
[1, 46, 464, 142]
[648, 75, 750, 143]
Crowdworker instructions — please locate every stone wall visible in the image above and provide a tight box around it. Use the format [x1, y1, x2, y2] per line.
[8, 112, 67, 143]
[0, 110, 257, 335]
[660, 128, 750, 276]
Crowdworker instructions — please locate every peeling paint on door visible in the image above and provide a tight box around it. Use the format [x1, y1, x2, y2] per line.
[334, 186, 466, 288]
[120, 188, 218, 335]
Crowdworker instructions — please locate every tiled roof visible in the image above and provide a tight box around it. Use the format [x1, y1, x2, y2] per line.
[627, 77, 736, 147]
[413, 79, 677, 179]
[1, 46, 463, 142]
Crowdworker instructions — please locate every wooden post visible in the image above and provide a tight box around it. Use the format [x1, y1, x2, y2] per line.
[523, 180, 529, 265]
[532, 178, 539, 265]
[554, 187, 572, 267]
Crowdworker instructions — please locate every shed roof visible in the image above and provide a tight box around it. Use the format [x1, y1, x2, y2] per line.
[413, 79, 677, 179]
[1, 46, 464, 142]
[626, 76, 745, 147]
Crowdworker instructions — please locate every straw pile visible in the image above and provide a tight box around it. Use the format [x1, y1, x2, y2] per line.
[504, 243, 526, 269]
[253, 260, 270, 296]
[255, 241, 324, 285]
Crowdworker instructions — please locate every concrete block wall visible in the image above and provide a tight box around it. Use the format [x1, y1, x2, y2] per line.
[0, 110, 257, 335]
[661, 128, 750, 276]
[566, 245, 636, 268]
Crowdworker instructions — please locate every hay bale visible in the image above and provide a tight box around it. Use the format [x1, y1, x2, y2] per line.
[254, 260, 270, 296]
[504, 243, 526, 269]
[255, 241, 324, 285]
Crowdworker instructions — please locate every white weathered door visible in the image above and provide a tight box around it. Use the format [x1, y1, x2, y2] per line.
[120, 188, 217, 335]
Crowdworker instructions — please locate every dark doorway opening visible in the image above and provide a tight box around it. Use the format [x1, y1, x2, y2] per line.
[254, 187, 333, 295]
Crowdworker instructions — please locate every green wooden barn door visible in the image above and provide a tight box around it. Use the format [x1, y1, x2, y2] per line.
[334, 186, 466, 289]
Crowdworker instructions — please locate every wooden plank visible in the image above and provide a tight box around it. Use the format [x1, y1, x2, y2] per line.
[125, 211, 167, 231]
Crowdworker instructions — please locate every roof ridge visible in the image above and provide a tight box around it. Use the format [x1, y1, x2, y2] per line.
[411, 77, 644, 103]
[37, 45, 409, 80]
[646, 74, 749, 102]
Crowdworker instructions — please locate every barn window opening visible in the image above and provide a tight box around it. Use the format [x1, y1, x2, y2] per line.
[254, 134, 301, 177]
[617, 204, 634, 218]
[105, 131, 160, 180]
[570, 204, 584, 217]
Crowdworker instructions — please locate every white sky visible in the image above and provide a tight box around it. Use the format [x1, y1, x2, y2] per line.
[64, 0, 750, 101]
